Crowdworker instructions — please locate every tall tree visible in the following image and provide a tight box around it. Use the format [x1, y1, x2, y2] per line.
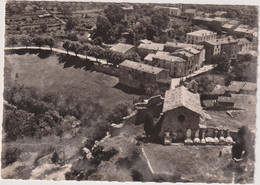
[6, 35, 18, 48]
[65, 18, 78, 30]
[33, 36, 45, 49]
[70, 42, 82, 56]
[104, 5, 124, 25]
[62, 41, 72, 54]
[146, 24, 157, 40]
[39, 23, 47, 33]
[93, 16, 112, 41]
[44, 37, 55, 50]
[19, 35, 31, 48]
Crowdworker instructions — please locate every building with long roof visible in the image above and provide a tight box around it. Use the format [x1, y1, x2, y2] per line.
[119, 60, 170, 89]
[186, 29, 217, 44]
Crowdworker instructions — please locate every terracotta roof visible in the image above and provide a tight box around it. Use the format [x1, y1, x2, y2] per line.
[119, 60, 165, 74]
[110, 43, 135, 53]
[187, 29, 217, 37]
[162, 86, 203, 115]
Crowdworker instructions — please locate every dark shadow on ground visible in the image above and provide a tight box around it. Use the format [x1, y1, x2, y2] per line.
[113, 83, 145, 95]
[57, 53, 93, 71]
[5, 49, 53, 59]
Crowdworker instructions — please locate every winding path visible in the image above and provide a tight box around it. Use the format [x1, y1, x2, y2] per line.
[4, 46, 108, 65]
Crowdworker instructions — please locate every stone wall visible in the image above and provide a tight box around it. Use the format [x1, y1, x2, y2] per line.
[93, 63, 120, 77]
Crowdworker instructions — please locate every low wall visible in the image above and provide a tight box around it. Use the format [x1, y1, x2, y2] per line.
[93, 63, 119, 77]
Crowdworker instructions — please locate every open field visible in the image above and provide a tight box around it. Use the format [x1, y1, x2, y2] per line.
[4, 52, 138, 110]
[142, 143, 234, 183]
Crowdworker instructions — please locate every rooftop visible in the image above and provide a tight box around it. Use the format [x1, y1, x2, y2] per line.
[164, 42, 204, 51]
[137, 42, 164, 51]
[110, 43, 135, 54]
[185, 9, 196, 14]
[187, 29, 217, 37]
[153, 51, 187, 63]
[144, 53, 156, 61]
[173, 50, 194, 58]
[162, 86, 202, 115]
[193, 16, 214, 22]
[206, 37, 237, 45]
[222, 24, 235, 29]
[119, 60, 165, 74]
[236, 38, 251, 45]
[238, 50, 258, 57]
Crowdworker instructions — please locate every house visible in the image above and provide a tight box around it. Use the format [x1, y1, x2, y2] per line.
[203, 36, 239, 62]
[154, 6, 181, 16]
[237, 50, 258, 61]
[110, 43, 136, 54]
[184, 9, 197, 18]
[137, 42, 164, 58]
[225, 81, 257, 95]
[234, 25, 258, 39]
[221, 20, 240, 33]
[214, 11, 227, 17]
[119, 60, 170, 89]
[186, 30, 217, 44]
[156, 86, 203, 142]
[236, 38, 252, 52]
[149, 51, 188, 77]
[163, 41, 204, 53]
[192, 17, 213, 26]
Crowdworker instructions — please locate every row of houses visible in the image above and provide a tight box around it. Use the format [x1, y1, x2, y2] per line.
[112, 28, 254, 90]
[186, 29, 254, 62]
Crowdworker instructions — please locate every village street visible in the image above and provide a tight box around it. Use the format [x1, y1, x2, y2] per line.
[170, 64, 215, 89]
[5, 46, 108, 65]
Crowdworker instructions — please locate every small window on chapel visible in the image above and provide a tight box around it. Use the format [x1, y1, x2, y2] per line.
[178, 115, 186, 122]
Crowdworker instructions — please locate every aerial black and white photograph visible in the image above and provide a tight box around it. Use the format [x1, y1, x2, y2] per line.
[0, 0, 259, 184]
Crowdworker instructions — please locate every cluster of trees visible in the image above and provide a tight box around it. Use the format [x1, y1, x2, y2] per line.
[91, 4, 171, 45]
[62, 40, 140, 65]
[229, 54, 257, 83]
[6, 35, 55, 50]
[3, 82, 108, 142]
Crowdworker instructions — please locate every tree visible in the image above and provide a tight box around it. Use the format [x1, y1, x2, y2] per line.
[151, 10, 170, 29]
[104, 5, 124, 25]
[6, 35, 18, 48]
[19, 35, 31, 48]
[63, 41, 72, 54]
[107, 51, 126, 66]
[39, 23, 47, 33]
[65, 18, 78, 30]
[33, 36, 45, 48]
[44, 36, 55, 50]
[70, 42, 83, 56]
[126, 52, 141, 62]
[93, 16, 112, 41]
[93, 36, 103, 46]
[146, 24, 157, 40]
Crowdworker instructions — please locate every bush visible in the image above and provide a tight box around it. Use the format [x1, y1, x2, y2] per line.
[107, 102, 132, 124]
[2, 147, 21, 168]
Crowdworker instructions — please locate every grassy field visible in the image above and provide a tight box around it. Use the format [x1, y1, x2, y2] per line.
[5, 52, 138, 110]
[142, 143, 234, 183]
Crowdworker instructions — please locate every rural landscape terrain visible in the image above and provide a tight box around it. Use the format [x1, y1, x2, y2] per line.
[1, 1, 258, 183]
